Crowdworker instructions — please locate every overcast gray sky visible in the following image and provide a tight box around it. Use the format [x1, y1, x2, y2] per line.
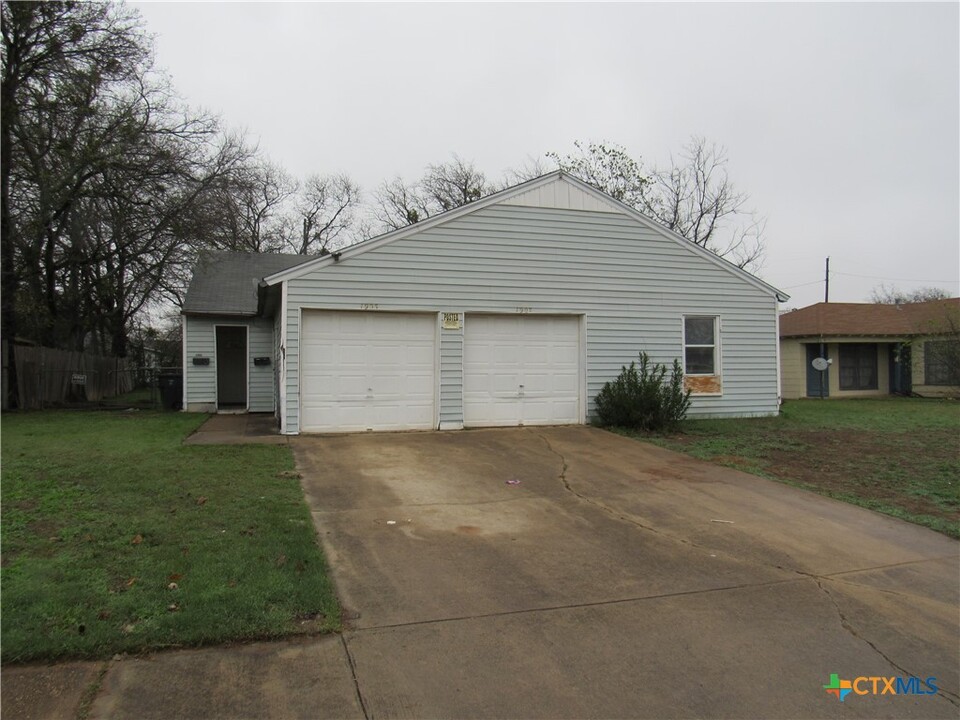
[132, 1, 959, 309]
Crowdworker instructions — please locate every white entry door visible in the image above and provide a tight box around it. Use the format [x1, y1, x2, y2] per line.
[300, 311, 436, 432]
[463, 315, 581, 427]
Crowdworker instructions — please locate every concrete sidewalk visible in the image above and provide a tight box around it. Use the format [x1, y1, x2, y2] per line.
[1, 636, 363, 720]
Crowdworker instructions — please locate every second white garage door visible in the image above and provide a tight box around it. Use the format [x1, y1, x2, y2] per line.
[300, 311, 436, 433]
[463, 315, 581, 427]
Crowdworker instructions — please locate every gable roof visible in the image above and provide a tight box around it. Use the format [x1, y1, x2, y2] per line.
[262, 171, 788, 302]
[779, 299, 960, 338]
[182, 251, 311, 316]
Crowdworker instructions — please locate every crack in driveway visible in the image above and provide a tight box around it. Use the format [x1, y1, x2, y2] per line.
[809, 574, 960, 707]
[531, 427, 960, 708]
[531, 429, 717, 555]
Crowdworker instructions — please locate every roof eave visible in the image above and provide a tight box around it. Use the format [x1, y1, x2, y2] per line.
[180, 309, 258, 318]
[262, 171, 569, 286]
[262, 170, 788, 302]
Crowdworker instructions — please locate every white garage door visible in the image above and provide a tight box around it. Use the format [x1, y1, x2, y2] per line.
[463, 315, 581, 427]
[300, 311, 436, 433]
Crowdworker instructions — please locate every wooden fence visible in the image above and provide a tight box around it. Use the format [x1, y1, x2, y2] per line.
[11, 344, 136, 409]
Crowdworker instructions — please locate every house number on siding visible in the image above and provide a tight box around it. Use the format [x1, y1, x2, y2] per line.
[360, 303, 379, 310]
[516, 307, 532, 314]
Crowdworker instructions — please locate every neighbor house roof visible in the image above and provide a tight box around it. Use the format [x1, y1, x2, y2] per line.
[779, 299, 960, 338]
[261, 170, 789, 302]
[182, 252, 311, 316]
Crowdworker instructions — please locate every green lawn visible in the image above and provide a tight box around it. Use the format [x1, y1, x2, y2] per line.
[618, 398, 960, 538]
[1, 411, 339, 663]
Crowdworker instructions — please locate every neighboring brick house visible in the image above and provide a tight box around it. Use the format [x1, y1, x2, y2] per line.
[779, 298, 960, 399]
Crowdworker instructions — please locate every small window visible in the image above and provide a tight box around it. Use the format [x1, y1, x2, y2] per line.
[684, 316, 718, 375]
[924, 340, 960, 386]
[839, 344, 877, 390]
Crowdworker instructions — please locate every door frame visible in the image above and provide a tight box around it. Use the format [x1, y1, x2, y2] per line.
[214, 323, 249, 412]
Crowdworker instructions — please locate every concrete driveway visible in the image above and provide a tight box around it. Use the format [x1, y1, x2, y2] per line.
[294, 426, 959, 719]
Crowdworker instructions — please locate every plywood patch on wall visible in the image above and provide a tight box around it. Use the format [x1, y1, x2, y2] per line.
[685, 375, 722, 394]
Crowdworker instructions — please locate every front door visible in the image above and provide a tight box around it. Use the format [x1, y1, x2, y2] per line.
[806, 343, 829, 398]
[889, 342, 912, 395]
[216, 326, 247, 410]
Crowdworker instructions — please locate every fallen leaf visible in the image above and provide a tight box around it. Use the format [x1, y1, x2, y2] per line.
[196, 496, 207, 506]
[227, 580, 237, 588]
[98, 610, 112, 620]
[131, 534, 143, 545]
[275, 554, 287, 567]
[168, 573, 183, 581]
[125, 577, 137, 587]
[121, 623, 136, 634]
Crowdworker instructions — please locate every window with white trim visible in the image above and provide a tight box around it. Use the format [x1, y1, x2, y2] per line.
[683, 316, 718, 375]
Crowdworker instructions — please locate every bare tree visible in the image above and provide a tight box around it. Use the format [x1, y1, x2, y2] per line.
[372, 155, 494, 232]
[421, 155, 492, 211]
[373, 175, 431, 231]
[870, 284, 952, 304]
[501, 155, 550, 185]
[645, 138, 765, 270]
[289, 173, 360, 255]
[201, 159, 296, 253]
[546, 138, 766, 270]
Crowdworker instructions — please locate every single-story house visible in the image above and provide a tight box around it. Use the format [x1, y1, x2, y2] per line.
[779, 298, 960, 399]
[181, 171, 789, 434]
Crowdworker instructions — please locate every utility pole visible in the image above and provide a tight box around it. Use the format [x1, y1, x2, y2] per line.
[824, 257, 830, 303]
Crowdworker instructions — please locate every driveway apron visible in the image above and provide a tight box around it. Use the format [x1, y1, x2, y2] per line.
[293, 426, 959, 719]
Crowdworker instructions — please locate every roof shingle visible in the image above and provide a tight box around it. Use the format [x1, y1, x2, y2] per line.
[779, 299, 960, 338]
[182, 252, 312, 315]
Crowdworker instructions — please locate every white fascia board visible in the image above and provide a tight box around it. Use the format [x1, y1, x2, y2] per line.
[261, 171, 568, 286]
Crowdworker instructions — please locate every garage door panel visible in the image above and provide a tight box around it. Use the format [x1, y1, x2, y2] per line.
[301, 311, 436, 433]
[463, 315, 581, 428]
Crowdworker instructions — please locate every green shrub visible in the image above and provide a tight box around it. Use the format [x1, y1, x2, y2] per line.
[594, 351, 692, 431]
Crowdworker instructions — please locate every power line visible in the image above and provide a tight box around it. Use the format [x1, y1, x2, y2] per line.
[780, 278, 823, 290]
[831, 271, 959, 284]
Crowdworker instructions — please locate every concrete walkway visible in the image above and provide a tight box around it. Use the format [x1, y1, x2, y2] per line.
[182, 413, 289, 445]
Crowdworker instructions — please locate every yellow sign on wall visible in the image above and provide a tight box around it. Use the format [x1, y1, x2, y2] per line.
[442, 312, 462, 330]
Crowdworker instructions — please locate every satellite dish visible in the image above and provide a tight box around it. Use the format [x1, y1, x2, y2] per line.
[812, 357, 829, 372]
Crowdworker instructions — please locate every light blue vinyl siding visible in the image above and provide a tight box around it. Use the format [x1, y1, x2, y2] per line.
[281, 204, 780, 434]
[183, 315, 276, 412]
[184, 315, 216, 408]
[439, 319, 463, 427]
